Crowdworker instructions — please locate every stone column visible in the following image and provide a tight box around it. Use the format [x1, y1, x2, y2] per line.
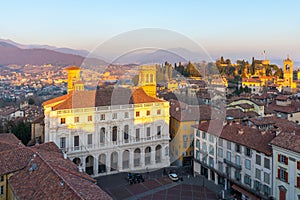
[141, 148, 145, 167]
[118, 150, 123, 171]
[151, 146, 156, 165]
[129, 149, 134, 170]
[106, 152, 111, 173]
[94, 156, 99, 176]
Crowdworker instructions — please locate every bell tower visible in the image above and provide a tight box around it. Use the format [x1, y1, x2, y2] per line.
[283, 55, 294, 88]
[65, 66, 83, 93]
[138, 65, 157, 98]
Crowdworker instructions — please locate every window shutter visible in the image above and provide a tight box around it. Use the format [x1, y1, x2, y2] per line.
[278, 154, 280, 162]
[297, 177, 300, 187]
[277, 168, 280, 179]
[285, 171, 288, 182]
[285, 156, 288, 165]
[298, 161, 300, 170]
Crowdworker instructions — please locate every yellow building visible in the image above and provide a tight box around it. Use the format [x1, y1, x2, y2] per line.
[138, 65, 157, 98]
[242, 78, 262, 94]
[283, 56, 296, 89]
[169, 100, 199, 166]
[65, 66, 81, 93]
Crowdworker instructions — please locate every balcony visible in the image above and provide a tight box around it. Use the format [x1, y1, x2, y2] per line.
[224, 158, 242, 170]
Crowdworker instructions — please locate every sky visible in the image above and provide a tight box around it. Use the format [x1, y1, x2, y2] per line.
[1, 0, 300, 61]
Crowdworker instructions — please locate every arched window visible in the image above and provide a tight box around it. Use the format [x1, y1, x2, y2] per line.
[124, 125, 129, 142]
[100, 127, 105, 143]
[112, 126, 117, 142]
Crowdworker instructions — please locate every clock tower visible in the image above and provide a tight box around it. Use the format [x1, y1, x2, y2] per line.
[283, 55, 295, 89]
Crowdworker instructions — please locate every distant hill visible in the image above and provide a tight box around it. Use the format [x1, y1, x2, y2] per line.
[0, 40, 107, 66]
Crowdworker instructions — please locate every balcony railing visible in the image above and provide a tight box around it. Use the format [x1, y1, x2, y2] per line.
[223, 158, 242, 170]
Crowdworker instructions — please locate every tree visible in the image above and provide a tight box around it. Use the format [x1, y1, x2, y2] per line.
[11, 121, 31, 145]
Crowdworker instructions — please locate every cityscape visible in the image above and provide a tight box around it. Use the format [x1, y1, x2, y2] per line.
[1, 1, 300, 200]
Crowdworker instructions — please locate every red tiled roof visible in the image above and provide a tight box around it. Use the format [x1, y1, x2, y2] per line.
[270, 132, 300, 154]
[0, 133, 23, 153]
[170, 100, 222, 122]
[1, 140, 112, 200]
[46, 87, 164, 111]
[268, 100, 300, 114]
[226, 109, 245, 119]
[194, 121, 275, 155]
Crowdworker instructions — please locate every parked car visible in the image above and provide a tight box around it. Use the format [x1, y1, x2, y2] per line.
[127, 173, 144, 184]
[168, 173, 179, 182]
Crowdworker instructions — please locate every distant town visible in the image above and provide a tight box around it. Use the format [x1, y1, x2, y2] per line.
[1, 49, 300, 200]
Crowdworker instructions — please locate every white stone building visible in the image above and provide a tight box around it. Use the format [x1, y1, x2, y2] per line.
[43, 87, 170, 176]
[193, 120, 275, 200]
[270, 132, 300, 200]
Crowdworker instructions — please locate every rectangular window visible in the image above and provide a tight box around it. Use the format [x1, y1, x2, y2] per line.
[245, 147, 252, 157]
[245, 159, 251, 170]
[146, 110, 151, 116]
[60, 118, 66, 124]
[218, 138, 223, 147]
[236, 155, 240, 166]
[124, 112, 129, 118]
[87, 134, 92, 145]
[264, 172, 270, 184]
[157, 109, 161, 115]
[0, 176, 3, 182]
[278, 169, 288, 182]
[235, 144, 240, 153]
[136, 111, 140, 117]
[202, 132, 206, 139]
[88, 115, 92, 122]
[196, 139, 200, 149]
[264, 158, 270, 169]
[157, 126, 161, 136]
[74, 136, 79, 147]
[278, 154, 288, 165]
[254, 180, 262, 192]
[183, 142, 187, 148]
[183, 124, 187, 130]
[74, 116, 79, 123]
[196, 130, 200, 137]
[196, 150, 200, 160]
[100, 114, 105, 120]
[209, 134, 214, 143]
[60, 137, 66, 149]
[209, 157, 214, 167]
[226, 151, 231, 162]
[218, 162, 223, 172]
[235, 171, 241, 181]
[255, 169, 261, 180]
[256, 154, 261, 165]
[146, 127, 151, 139]
[136, 128, 140, 141]
[183, 135, 188, 142]
[227, 141, 231, 150]
[0, 185, 4, 195]
[112, 113, 117, 119]
[244, 174, 251, 186]
[218, 148, 223, 158]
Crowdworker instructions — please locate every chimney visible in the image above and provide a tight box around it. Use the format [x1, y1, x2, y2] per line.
[63, 152, 67, 159]
[77, 163, 83, 172]
[238, 129, 244, 135]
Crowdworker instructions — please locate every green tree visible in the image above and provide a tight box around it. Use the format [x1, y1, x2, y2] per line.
[28, 98, 35, 105]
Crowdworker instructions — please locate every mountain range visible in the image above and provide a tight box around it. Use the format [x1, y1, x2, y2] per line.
[0, 39, 299, 67]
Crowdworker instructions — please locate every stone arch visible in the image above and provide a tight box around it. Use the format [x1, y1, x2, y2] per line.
[145, 146, 151, 165]
[73, 157, 81, 165]
[122, 150, 130, 169]
[155, 145, 162, 163]
[134, 148, 141, 167]
[85, 155, 94, 175]
[110, 151, 118, 171]
[98, 154, 106, 173]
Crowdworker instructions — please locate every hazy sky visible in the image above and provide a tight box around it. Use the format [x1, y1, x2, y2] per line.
[1, 0, 300, 61]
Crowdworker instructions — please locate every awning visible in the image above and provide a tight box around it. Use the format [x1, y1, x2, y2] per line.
[232, 184, 260, 200]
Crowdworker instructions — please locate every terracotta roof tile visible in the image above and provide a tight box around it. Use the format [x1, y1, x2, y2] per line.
[270, 132, 300, 154]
